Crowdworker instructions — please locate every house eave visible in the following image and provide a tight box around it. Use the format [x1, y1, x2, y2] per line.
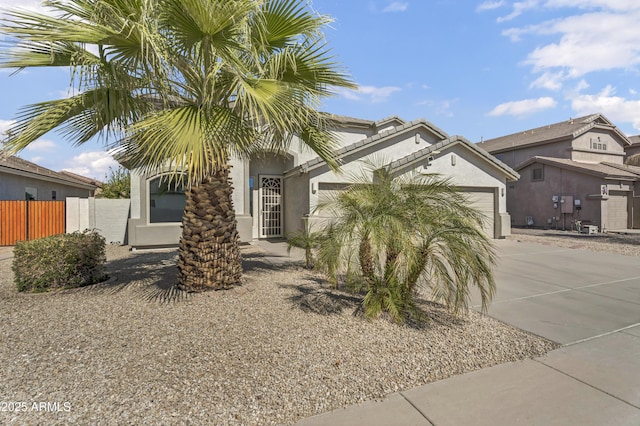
[0, 165, 98, 190]
[388, 135, 520, 181]
[284, 119, 449, 177]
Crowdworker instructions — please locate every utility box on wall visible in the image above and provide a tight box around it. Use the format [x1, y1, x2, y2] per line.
[561, 195, 573, 214]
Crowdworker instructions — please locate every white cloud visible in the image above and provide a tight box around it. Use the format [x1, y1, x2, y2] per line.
[30, 156, 44, 164]
[501, 3, 640, 93]
[63, 151, 118, 180]
[0, 0, 58, 18]
[337, 85, 402, 103]
[417, 98, 459, 117]
[488, 97, 557, 116]
[544, 1, 640, 12]
[382, 2, 408, 12]
[497, 0, 541, 23]
[575, 79, 590, 92]
[477, 1, 506, 12]
[25, 139, 57, 152]
[569, 85, 640, 131]
[0, 119, 16, 138]
[522, 12, 640, 77]
[529, 71, 565, 91]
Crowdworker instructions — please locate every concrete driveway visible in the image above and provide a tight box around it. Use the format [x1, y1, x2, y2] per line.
[298, 239, 640, 425]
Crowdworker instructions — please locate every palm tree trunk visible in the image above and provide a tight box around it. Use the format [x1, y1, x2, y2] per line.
[177, 164, 242, 291]
[359, 234, 376, 288]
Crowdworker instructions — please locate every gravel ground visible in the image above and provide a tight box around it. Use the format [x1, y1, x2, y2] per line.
[509, 227, 640, 257]
[0, 244, 557, 425]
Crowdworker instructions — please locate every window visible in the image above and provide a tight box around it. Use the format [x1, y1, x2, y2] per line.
[532, 166, 544, 182]
[590, 137, 607, 151]
[51, 190, 57, 200]
[149, 176, 186, 223]
[25, 187, 37, 200]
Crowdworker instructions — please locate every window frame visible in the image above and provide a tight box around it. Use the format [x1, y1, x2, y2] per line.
[531, 166, 544, 182]
[147, 175, 187, 224]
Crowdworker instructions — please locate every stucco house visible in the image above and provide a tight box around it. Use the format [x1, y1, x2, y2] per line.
[625, 135, 640, 159]
[477, 114, 640, 231]
[0, 155, 99, 200]
[127, 115, 519, 248]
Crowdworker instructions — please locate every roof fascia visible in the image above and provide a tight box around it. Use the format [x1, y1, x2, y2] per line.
[515, 158, 637, 180]
[0, 166, 97, 190]
[285, 120, 449, 177]
[390, 136, 520, 181]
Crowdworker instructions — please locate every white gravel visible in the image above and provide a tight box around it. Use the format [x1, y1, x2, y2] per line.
[0, 244, 556, 425]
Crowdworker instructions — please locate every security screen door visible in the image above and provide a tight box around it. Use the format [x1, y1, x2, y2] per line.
[259, 175, 282, 238]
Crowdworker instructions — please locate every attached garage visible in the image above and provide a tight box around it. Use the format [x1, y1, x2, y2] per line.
[460, 187, 496, 238]
[607, 191, 628, 230]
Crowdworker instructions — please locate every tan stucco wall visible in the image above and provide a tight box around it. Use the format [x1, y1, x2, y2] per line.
[570, 130, 626, 164]
[492, 140, 573, 169]
[508, 163, 607, 229]
[306, 129, 443, 212]
[282, 173, 309, 236]
[490, 130, 628, 168]
[306, 141, 512, 239]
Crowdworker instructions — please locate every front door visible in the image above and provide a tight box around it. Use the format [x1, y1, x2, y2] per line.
[259, 175, 283, 238]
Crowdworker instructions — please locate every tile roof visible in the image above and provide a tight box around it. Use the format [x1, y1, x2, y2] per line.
[628, 135, 640, 145]
[477, 114, 630, 153]
[0, 155, 99, 189]
[285, 118, 449, 175]
[59, 170, 103, 187]
[325, 114, 375, 127]
[517, 156, 640, 180]
[325, 114, 406, 130]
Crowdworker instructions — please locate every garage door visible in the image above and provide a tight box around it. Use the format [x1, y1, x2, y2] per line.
[607, 191, 628, 230]
[460, 188, 495, 238]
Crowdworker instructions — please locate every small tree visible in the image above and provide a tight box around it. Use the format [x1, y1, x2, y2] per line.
[286, 223, 323, 269]
[99, 167, 130, 199]
[315, 162, 497, 324]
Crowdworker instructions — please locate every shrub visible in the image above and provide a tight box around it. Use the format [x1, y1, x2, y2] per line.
[286, 224, 324, 269]
[315, 162, 496, 325]
[13, 230, 108, 292]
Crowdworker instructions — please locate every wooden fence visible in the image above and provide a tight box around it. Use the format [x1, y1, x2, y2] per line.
[0, 200, 65, 246]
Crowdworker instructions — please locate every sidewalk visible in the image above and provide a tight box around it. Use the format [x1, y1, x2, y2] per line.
[0, 246, 13, 261]
[296, 239, 640, 425]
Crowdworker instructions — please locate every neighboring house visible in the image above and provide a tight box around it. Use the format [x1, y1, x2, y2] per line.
[0, 155, 98, 200]
[477, 114, 640, 231]
[127, 115, 519, 248]
[625, 135, 640, 160]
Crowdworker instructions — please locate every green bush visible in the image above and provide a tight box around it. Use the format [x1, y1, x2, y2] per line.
[13, 230, 108, 292]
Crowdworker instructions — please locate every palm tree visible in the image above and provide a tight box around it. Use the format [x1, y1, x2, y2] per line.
[315, 162, 497, 324]
[0, 0, 354, 291]
[286, 223, 323, 269]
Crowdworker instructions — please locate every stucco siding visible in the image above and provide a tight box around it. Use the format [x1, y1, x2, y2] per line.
[0, 172, 94, 200]
[508, 163, 605, 229]
[307, 130, 444, 208]
[571, 130, 626, 164]
[491, 140, 573, 169]
[606, 191, 628, 230]
[282, 173, 309, 236]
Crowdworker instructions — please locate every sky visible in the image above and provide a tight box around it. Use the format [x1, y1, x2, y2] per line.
[1, 0, 640, 180]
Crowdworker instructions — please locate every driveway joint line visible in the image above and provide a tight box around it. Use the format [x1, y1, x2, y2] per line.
[473, 276, 640, 308]
[399, 392, 436, 425]
[563, 322, 640, 346]
[498, 248, 575, 257]
[533, 359, 640, 410]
